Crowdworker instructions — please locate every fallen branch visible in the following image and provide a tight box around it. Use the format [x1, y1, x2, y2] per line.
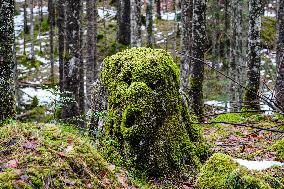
[192, 121, 284, 133]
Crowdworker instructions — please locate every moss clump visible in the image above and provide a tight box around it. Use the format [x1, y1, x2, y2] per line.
[195, 153, 239, 189]
[261, 16, 277, 49]
[195, 153, 284, 189]
[0, 122, 121, 188]
[101, 47, 209, 176]
[272, 138, 284, 160]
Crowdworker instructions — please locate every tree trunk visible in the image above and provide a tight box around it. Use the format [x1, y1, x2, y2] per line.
[48, 0, 55, 83]
[212, 0, 220, 69]
[229, 0, 244, 110]
[223, 0, 230, 68]
[275, 0, 284, 111]
[146, 0, 154, 47]
[39, 0, 43, 53]
[156, 0, 161, 19]
[130, 0, 142, 47]
[29, 0, 35, 60]
[244, 0, 262, 110]
[190, 0, 207, 119]
[61, 0, 81, 122]
[79, 1, 85, 115]
[86, 0, 98, 109]
[117, 0, 131, 45]
[23, 0, 28, 55]
[0, 0, 16, 122]
[180, 0, 193, 103]
[57, 0, 65, 92]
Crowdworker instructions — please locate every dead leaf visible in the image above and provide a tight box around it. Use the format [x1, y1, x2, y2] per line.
[6, 159, 18, 168]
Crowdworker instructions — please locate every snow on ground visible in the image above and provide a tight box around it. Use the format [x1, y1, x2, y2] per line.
[235, 158, 284, 171]
[21, 87, 58, 105]
[161, 11, 177, 21]
[97, 7, 117, 20]
[264, 10, 276, 17]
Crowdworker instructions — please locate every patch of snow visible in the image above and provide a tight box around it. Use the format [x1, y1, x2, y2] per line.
[21, 87, 58, 105]
[234, 159, 284, 171]
[204, 100, 226, 108]
[98, 7, 117, 20]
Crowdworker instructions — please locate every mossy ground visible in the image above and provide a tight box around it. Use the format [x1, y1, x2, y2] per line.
[196, 153, 284, 189]
[0, 122, 148, 188]
[203, 113, 284, 160]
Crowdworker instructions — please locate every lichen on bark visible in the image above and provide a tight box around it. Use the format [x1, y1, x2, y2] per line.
[101, 48, 209, 176]
[0, 0, 16, 122]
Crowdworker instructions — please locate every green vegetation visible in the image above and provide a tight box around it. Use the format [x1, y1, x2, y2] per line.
[100, 48, 210, 176]
[272, 138, 284, 160]
[195, 153, 284, 189]
[0, 122, 123, 188]
[261, 16, 277, 49]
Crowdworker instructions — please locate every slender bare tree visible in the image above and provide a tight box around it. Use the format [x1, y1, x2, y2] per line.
[146, 0, 154, 47]
[0, 0, 16, 122]
[130, 0, 142, 47]
[180, 0, 193, 103]
[117, 0, 131, 45]
[275, 0, 284, 111]
[29, 0, 35, 60]
[190, 0, 207, 119]
[244, 0, 262, 110]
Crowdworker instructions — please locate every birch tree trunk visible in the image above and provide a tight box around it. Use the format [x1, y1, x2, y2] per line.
[146, 0, 154, 47]
[275, 0, 284, 111]
[244, 0, 262, 110]
[190, 0, 206, 119]
[48, 0, 55, 83]
[86, 0, 98, 109]
[117, 0, 131, 45]
[0, 0, 16, 121]
[180, 0, 193, 103]
[130, 0, 142, 47]
[29, 0, 35, 60]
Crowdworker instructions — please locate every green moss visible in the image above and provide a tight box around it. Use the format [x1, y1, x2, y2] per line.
[261, 16, 277, 49]
[100, 48, 209, 176]
[17, 54, 43, 70]
[213, 113, 245, 123]
[0, 122, 121, 188]
[272, 138, 284, 160]
[196, 153, 283, 189]
[196, 153, 239, 189]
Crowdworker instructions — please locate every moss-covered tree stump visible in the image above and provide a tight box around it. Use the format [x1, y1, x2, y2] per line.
[101, 48, 209, 176]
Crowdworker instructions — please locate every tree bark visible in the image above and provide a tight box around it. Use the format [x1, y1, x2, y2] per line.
[230, 0, 244, 110]
[23, 0, 28, 55]
[156, 0, 161, 19]
[146, 0, 154, 47]
[57, 0, 65, 92]
[86, 0, 98, 110]
[180, 0, 193, 103]
[117, 0, 131, 45]
[48, 0, 55, 83]
[275, 0, 284, 111]
[29, 0, 35, 60]
[130, 0, 142, 47]
[190, 0, 207, 119]
[0, 0, 16, 121]
[244, 0, 262, 110]
[61, 0, 81, 122]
